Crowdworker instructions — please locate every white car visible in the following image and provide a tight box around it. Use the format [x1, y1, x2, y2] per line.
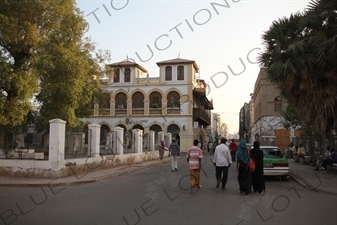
[260, 146, 289, 177]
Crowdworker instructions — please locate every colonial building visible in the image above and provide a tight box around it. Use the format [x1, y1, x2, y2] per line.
[81, 58, 213, 153]
[249, 68, 288, 147]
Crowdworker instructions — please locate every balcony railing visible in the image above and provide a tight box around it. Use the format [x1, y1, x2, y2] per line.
[136, 77, 160, 85]
[193, 108, 211, 124]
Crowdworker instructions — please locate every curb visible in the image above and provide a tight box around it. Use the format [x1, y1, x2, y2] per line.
[289, 172, 337, 195]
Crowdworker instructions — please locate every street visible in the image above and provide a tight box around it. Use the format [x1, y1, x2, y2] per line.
[1, 154, 336, 225]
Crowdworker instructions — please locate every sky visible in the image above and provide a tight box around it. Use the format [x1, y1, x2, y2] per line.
[75, 0, 310, 134]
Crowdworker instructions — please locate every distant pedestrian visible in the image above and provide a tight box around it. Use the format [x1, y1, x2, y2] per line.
[169, 138, 180, 171]
[208, 141, 213, 154]
[212, 142, 217, 155]
[230, 139, 237, 162]
[187, 139, 203, 195]
[250, 141, 266, 195]
[236, 140, 250, 195]
[158, 140, 168, 160]
[213, 138, 232, 190]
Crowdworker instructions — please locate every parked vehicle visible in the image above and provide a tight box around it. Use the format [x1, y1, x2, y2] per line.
[246, 143, 253, 150]
[260, 146, 289, 178]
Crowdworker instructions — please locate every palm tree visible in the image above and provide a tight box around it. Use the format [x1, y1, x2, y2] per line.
[259, 0, 337, 136]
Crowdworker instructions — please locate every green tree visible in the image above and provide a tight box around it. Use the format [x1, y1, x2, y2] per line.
[259, 0, 337, 137]
[0, 0, 107, 129]
[281, 103, 316, 135]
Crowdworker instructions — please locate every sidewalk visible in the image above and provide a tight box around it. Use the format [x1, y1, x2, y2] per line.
[288, 159, 337, 194]
[1, 156, 336, 195]
[0, 157, 172, 187]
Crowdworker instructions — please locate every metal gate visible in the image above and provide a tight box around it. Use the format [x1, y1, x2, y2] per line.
[65, 128, 89, 159]
[124, 132, 136, 154]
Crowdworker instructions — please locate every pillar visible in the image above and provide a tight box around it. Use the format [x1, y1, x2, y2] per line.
[148, 131, 155, 152]
[88, 123, 101, 157]
[113, 126, 124, 155]
[132, 129, 143, 153]
[49, 118, 66, 170]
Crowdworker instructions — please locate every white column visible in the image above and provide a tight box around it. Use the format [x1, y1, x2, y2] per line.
[88, 123, 101, 157]
[132, 129, 143, 153]
[113, 126, 124, 155]
[148, 131, 155, 152]
[49, 118, 66, 170]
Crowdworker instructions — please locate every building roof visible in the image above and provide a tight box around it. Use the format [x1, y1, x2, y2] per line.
[107, 60, 148, 72]
[156, 58, 199, 71]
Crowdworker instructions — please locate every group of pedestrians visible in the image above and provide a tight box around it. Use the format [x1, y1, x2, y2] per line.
[158, 138, 180, 171]
[159, 138, 266, 195]
[184, 138, 266, 195]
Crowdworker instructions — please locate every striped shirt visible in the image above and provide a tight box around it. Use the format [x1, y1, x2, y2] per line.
[187, 146, 203, 169]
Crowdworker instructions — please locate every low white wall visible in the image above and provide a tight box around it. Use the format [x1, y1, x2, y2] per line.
[0, 150, 163, 178]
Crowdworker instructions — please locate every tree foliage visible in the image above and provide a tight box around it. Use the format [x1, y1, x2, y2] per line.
[259, 0, 337, 136]
[0, 0, 108, 130]
[281, 103, 316, 135]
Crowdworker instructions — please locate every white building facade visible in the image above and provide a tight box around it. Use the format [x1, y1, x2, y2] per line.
[81, 58, 213, 152]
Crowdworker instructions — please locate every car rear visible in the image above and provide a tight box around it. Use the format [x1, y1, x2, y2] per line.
[261, 146, 289, 176]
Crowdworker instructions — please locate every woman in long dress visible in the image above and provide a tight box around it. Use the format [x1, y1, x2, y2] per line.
[158, 140, 167, 160]
[236, 140, 250, 195]
[250, 141, 266, 195]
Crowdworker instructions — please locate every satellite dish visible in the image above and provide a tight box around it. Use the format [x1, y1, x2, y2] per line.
[126, 118, 130, 123]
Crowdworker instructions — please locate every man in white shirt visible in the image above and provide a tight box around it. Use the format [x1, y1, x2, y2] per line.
[213, 138, 232, 190]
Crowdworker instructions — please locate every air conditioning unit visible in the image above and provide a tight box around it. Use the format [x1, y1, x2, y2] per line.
[117, 105, 124, 109]
[152, 104, 158, 108]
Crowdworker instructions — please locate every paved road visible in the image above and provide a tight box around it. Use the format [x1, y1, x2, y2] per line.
[1, 154, 336, 225]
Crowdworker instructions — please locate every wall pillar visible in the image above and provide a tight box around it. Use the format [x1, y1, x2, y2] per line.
[132, 129, 143, 153]
[113, 126, 124, 155]
[49, 119, 66, 170]
[148, 131, 155, 152]
[88, 123, 101, 157]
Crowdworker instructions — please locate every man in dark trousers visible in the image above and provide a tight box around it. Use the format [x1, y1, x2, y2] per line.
[169, 138, 180, 171]
[213, 138, 232, 190]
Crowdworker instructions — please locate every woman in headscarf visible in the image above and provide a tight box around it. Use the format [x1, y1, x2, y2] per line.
[236, 140, 250, 195]
[250, 141, 266, 195]
[158, 140, 167, 160]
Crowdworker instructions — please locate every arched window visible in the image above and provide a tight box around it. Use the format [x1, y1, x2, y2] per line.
[100, 93, 110, 109]
[115, 92, 127, 109]
[114, 69, 120, 83]
[149, 91, 162, 108]
[167, 91, 180, 107]
[274, 96, 282, 112]
[177, 66, 184, 80]
[124, 68, 131, 82]
[132, 92, 144, 108]
[165, 66, 172, 81]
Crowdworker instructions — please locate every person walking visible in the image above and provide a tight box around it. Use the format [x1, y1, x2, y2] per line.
[250, 141, 266, 195]
[208, 141, 213, 155]
[187, 139, 203, 195]
[158, 140, 168, 160]
[213, 138, 232, 190]
[236, 140, 250, 195]
[169, 138, 180, 171]
[230, 139, 237, 162]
